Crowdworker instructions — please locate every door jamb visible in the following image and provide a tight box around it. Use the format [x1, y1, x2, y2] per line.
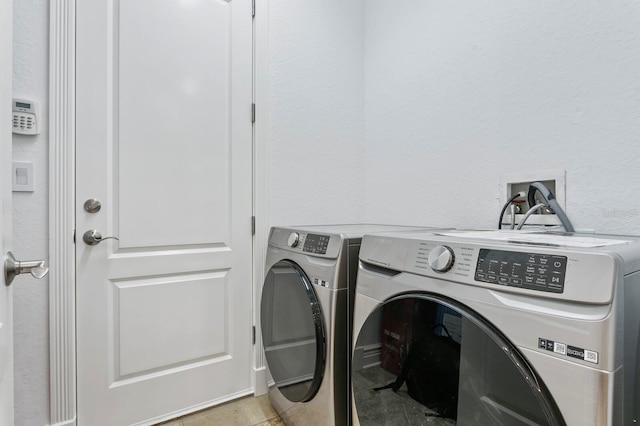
[48, 1, 268, 423]
[0, 0, 14, 419]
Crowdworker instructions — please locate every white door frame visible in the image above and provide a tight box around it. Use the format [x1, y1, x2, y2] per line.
[252, 0, 270, 397]
[1, 0, 14, 423]
[48, 1, 269, 424]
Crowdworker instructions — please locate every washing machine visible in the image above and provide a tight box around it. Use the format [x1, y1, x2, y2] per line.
[351, 229, 640, 425]
[260, 224, 432, 425]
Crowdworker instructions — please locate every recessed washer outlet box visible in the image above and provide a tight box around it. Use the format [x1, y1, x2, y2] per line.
[499, 171, 566, 228]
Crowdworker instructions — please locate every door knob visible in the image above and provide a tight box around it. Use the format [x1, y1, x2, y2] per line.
[83, 229, 119, 246]
[83, 198, 102, 213]
[4, 251, 49, 286]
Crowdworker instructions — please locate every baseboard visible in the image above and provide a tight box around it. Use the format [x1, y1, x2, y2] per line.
[131, 388, 254, 426]
[254, 366, 268, 396]
[50, 419, 77, 426]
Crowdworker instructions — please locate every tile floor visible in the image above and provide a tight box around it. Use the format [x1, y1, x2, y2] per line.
[157, 395, 283, 426]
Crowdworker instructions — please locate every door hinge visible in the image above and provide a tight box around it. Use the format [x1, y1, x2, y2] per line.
[253, 326, 256, 344]
[251, 103, 255, 123]
[251, 216, 256, 235]
[73, 230, 76, 244]
[252, 0, 255, 18]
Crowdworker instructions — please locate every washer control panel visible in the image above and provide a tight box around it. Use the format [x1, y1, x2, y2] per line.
[303, 233, 331, 255]
[365, 232, 619, 304]
[409, 242, 568, 294]
[475, 249, 567, 293]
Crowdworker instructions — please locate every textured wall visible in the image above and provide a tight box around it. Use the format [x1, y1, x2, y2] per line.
[12, 0, 50, 425]
[363, 0, 640, 233]
[267, 0, 365, 227]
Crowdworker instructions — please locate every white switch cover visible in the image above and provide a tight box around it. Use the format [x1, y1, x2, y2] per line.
[12, 161, 34, 192]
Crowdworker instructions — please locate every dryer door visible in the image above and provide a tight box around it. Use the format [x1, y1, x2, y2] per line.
[261, 260, 326, 402]
[352, 295, 565, 425]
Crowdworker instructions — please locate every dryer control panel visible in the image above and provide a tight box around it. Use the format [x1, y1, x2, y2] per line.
[269, 227, 342, 259]
[475, 249, 568, 293]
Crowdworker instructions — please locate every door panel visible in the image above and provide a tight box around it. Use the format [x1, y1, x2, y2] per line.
[118, 0, 232, 248]
[76, 0, 253, 424]
[114, 272, 228, 378]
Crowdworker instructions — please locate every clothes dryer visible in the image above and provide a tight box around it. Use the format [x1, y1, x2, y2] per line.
[260, 224, 431, 425]
[352, 229, 640, 425]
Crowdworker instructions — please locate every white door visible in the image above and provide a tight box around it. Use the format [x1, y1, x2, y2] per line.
[75, 1, 254, 424]
[0, 0, 13, 424]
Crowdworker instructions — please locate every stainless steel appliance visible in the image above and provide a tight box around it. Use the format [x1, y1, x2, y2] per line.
[352, 229, 640, 425]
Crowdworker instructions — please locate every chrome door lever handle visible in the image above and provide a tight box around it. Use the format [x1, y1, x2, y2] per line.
[4, 251, 49, 286]
[83, 229, 119, 246]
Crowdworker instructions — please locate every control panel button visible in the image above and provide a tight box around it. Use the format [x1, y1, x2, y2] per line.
[428, 245, 455, 272]
[287, 232, 300, 248]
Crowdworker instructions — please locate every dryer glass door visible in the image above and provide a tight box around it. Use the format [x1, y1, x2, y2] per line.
[352, 295, 565, 425]
[261, 260, 325, 402]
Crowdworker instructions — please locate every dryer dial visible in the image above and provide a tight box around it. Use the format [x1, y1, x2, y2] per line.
[428, 245, 455, 272]
[287, 232, 300, 247]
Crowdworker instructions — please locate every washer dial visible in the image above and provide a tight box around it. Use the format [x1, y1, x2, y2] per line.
[428, 245, 455, 272]
[287, 232, 300, 247]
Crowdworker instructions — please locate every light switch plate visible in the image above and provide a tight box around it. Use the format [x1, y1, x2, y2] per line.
[12, 161, 34, 192]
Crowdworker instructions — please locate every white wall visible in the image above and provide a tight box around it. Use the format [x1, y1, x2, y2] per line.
[363, 0, 640, 233]
[267, 0, 365, 227]
[12, 0, 50, 425]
